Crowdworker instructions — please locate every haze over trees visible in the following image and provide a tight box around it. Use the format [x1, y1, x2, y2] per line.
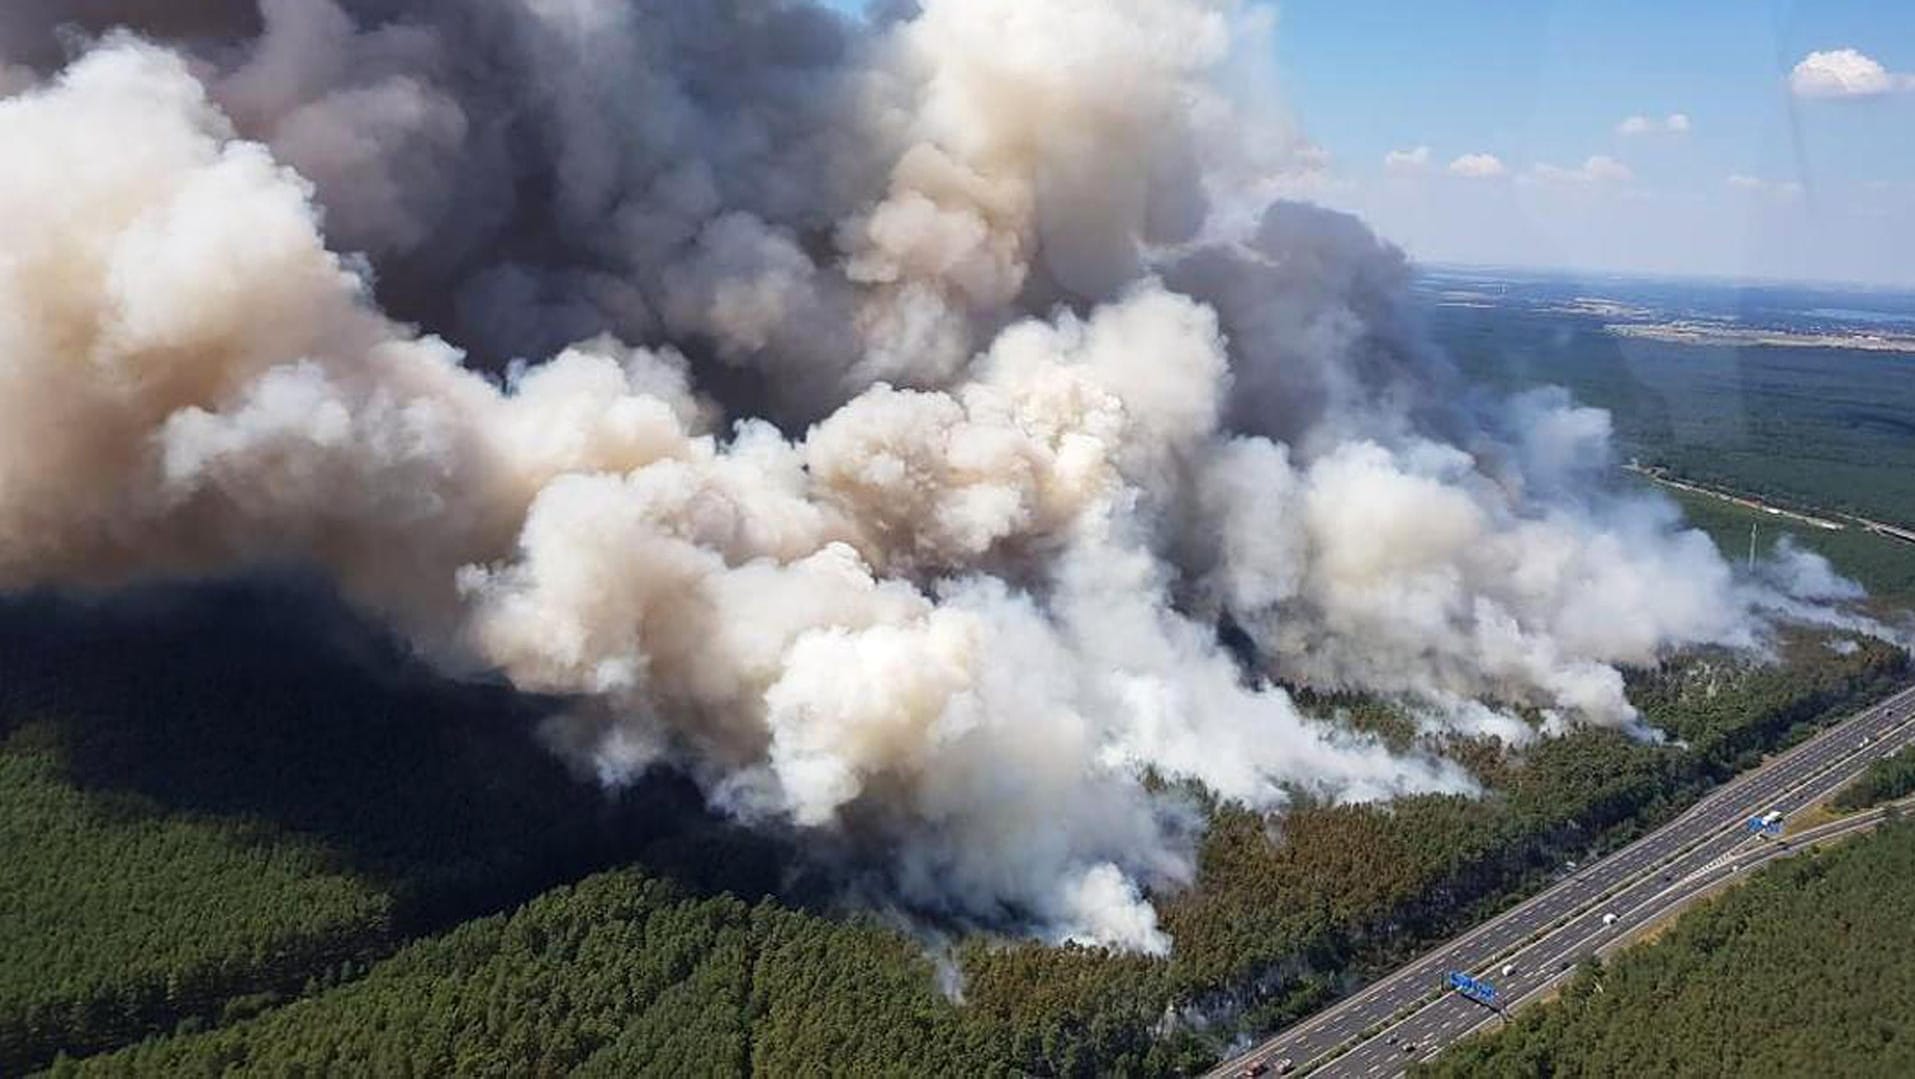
[0, 2, 1909, 1076]
[3, 583, 1903, 1075]
[1, 0, 1901, 972]
[1432, 273, 1915, 533]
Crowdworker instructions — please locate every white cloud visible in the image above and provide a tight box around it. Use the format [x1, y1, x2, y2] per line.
[1789, 48, 1914, 99]
[1616, 112, 1691, 136]
[1726, 174, 1805, 200]
[1383, 145, 1431, 175]
[1447, 152, 1506, 179]
[1583, 155, 1634, 183]
[1530, 155, 1634, 185]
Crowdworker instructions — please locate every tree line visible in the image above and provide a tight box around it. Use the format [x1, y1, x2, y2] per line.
[1832, 744, 1915, 812]
[3, 578, 1906, 1075]
[1419, 819, 1915, 1078]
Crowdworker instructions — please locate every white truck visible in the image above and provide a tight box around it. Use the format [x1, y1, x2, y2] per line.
[1761, 810, 1784, 829]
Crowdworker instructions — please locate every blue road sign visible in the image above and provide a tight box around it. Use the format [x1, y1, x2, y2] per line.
[1447, 971, 1499, 1005]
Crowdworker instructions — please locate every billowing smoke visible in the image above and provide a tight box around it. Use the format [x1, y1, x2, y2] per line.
[0, 0, 1889, 951]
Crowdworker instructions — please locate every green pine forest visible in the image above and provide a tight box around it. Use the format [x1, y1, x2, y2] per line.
[1419, 817, 1915, 1079]
[1832, 745, 1915, 813]
[2, 576, 1906, 1076]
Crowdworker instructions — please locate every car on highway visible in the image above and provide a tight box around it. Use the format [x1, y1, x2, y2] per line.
[1206, 694, 1915, 1077]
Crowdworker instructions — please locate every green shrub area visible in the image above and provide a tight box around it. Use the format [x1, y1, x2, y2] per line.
[1630, 633, 1910, 766]
[63, 868, 1162, 1078]
[0, 724, 393, 1072]
[5, 578, 1906, 1076]
[1419, 819, 1915, 1079]
[61, 870, 779, 1076]
[0, 583, 789, 1073]
[1832, 746, 1915, 813]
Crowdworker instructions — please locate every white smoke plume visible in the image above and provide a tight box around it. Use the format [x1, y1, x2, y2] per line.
[0, 1, 1890, 950]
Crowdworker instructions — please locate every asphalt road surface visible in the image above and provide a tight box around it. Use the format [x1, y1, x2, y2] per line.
[1391, 802, 1908, 1074]
[1210, 682, 1915, 1079]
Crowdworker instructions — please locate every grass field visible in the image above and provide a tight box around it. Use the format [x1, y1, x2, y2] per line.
[1654, 485, 1915, 610]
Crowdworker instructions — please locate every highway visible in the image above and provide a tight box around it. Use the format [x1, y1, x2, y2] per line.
[1393, 801, 1910, 1074]
[1209, 682, 1915, 1079]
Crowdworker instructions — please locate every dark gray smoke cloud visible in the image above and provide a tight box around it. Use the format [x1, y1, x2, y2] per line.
[0, 0, 1892, 950]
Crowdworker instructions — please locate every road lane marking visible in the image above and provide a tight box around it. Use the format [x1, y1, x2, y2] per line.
[1208, 689, 1915, 1078]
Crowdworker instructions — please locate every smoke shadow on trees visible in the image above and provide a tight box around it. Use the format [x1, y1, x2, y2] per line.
[0, 574, 809, 931]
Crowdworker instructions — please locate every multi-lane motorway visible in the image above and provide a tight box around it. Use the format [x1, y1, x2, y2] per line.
[1211, 682, 1915, 1079]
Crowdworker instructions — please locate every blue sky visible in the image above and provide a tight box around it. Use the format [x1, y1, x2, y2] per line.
[831, 1, 1914, 286]
[1271, 0, 1915, 284]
